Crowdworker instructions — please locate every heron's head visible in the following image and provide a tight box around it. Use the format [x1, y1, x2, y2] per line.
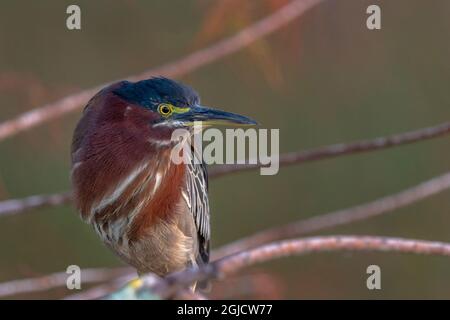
[113, 77, 257, 133]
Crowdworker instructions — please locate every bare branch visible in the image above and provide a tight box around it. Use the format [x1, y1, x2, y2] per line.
[213, 170, 450, 259]
[0, 0, 323, 142]
[134, 236, 450, 299]
[0, 267, 131, 298]
[0, 191, 72, 217]
[5, 234, 450, 299]
[209, 121, 450, 177]
[4, 166, 450, 298]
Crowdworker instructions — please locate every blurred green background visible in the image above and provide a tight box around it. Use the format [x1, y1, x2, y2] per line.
[1, 0, 450, 299]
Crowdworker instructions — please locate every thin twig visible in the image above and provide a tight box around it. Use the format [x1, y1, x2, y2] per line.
[0, 0, 323, 142]
[0, 191, 72, 217]
[209, 121, 450, 177]
[0, 267, 131, 298]
[136, 236, 450, 299]
[212, 170, 450, 259]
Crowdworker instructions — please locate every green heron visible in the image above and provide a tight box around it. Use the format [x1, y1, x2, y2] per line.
[70, 77, 256, 288]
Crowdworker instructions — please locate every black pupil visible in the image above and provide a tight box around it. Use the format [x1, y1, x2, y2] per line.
[162, 106, 170, 114]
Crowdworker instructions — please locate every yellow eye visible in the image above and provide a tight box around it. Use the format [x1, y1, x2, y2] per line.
[158, 104, 173, 116]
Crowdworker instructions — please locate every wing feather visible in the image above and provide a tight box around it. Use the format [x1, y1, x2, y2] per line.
[185, 150, 210, 265]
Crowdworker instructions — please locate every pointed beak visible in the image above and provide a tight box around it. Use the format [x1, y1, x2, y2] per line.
[174, 105, 258, 126]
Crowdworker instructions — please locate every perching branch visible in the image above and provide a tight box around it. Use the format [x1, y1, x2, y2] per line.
[4, 166, 450, 298]
[4, 232, 450, 299]
[120, 236, 450, 299]
[0, 0, 323, 142]
[213, 170, 450, 259]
